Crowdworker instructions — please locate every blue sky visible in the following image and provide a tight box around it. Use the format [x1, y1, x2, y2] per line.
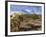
[10, 5, 42, 14]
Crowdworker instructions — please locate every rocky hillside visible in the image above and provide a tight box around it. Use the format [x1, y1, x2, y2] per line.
[10, 13, 42, 32]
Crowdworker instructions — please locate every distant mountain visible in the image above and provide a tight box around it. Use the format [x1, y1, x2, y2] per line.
[10, 11, 41, 15]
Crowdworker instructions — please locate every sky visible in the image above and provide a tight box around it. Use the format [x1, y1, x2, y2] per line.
[10, 5, 42, 14]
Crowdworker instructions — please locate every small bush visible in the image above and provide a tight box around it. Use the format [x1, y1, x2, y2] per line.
[31, 14, 39, 20]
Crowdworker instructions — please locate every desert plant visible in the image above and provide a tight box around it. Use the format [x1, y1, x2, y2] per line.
[31, 14, 39, 20]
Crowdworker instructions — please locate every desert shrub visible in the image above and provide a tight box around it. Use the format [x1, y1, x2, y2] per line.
[10, 13, 41, 32]
[18, 15, 23, 21]
[31, 14, 39, 20]
[10, 13, 24, 32]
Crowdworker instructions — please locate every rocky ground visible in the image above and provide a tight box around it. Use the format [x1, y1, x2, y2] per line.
[10, 13, 42, 32]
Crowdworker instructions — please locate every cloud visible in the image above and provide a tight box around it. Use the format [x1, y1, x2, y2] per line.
[10, 5, 42, 14]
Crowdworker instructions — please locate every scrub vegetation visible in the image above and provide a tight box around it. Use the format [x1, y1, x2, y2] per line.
[10, 13, 42, 32]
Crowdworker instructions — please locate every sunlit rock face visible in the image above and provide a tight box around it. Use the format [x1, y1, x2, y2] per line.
[10, 12, 23, 19]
